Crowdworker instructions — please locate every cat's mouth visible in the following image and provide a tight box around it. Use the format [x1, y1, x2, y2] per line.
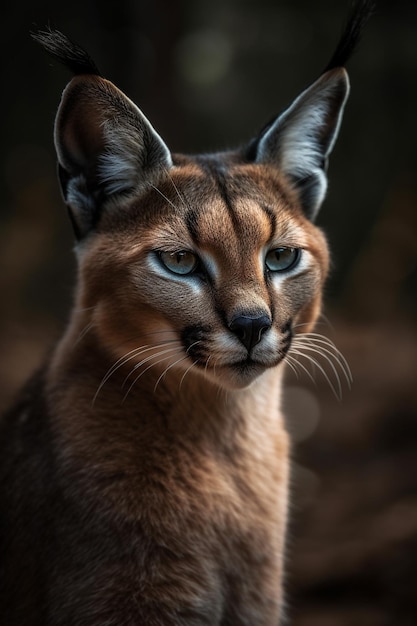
[229, 358, 269, 381]
[231, 356, 267, 369]
[209, 356, 280, 389]
[230, 353, 286, 373]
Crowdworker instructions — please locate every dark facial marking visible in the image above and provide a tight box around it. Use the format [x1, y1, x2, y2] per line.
[280, 320, 293, 358]
[213, 172, 242, 234]
[185, 208, 201, 246]
[181, 325, 211, 363]
[196, 158, 242, 234]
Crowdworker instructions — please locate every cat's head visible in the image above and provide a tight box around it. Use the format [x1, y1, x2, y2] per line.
[35, 30, 352, 390]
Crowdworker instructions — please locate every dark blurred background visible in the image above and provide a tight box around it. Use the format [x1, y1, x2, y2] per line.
[1, 0, 417, 624]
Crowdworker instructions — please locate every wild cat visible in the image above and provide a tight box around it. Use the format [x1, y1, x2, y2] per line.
[0, 1, 373, 624]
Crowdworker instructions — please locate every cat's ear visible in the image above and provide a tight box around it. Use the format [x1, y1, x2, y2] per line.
[55, 74, 172, 239]
[252, 68, 349, 220]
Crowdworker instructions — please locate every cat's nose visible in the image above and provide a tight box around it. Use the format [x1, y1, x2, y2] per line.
[228, 313, 272, 353]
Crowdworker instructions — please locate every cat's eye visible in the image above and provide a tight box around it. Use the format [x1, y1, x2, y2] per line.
[159, 250, 199, 275]
[265, 247, 300, 272]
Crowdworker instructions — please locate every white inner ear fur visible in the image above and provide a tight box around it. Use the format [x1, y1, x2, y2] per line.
[268, 100, 335, 179]
[98, 103, 173, 196]
[255, 70, 350, 216]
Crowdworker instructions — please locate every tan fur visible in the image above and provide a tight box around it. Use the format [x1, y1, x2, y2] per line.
[1, 156, 329, 624]
[1, 19, 365, 624]
[35, 157, 328, 623]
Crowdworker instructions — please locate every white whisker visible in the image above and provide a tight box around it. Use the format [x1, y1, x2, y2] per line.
[93, 341, 180, 406]
[93, 345, 151, 405]
[296, 340, 352, 387]
[318, 312, 334, 332]
[285, 353, 317, 387]
[122, 345, 182, 387]
[204, 354, 212, 378]
[73, 305, 96, 313]
[296, 333, 352, 383]
[179, 360, 199, 391]
[292, 340, 347, 392]
[289, 347, 342, 400]
[284, 355, 300, 380]
[171, 340, 203, 391]
[134, 329, 178, 339]
[212, 357, 226, 400]
[148, 182, 180, 211]
[287, 327, 352, 401]
[75, 321, 94, 345]
[122, 350, 182, 402]
[293, 313, 334, 333]
[165, 169, 192, 212]
[185, 340, 201, 355]
[153, 355, 189, 393]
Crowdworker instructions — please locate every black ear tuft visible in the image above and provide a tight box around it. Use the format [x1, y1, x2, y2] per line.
[323, 0, 375, 71]
[34, 29, 172, 240]
[246, 1, 374, 220]
[31, 29, 101, 76]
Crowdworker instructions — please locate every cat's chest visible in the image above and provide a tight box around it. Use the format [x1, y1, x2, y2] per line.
[57, 409, 288, 545]
[48, 393, 288, 624]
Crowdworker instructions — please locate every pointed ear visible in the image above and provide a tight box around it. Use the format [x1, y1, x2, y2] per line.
[55, 75, 172, 239]
[253, 68, 350, 220]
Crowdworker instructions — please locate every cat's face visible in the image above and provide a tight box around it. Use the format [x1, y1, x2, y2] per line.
[48, 60, 347, 392]
[78, 158, 329, 390]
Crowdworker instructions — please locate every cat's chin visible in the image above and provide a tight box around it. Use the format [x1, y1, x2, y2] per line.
[199, 359, 275, 391]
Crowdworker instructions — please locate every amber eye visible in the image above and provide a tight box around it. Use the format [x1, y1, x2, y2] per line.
[159, 250, 199, 275]
[265, 247, 300, 272]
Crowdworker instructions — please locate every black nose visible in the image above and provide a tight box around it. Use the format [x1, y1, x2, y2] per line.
[228, 314, 272, 353]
